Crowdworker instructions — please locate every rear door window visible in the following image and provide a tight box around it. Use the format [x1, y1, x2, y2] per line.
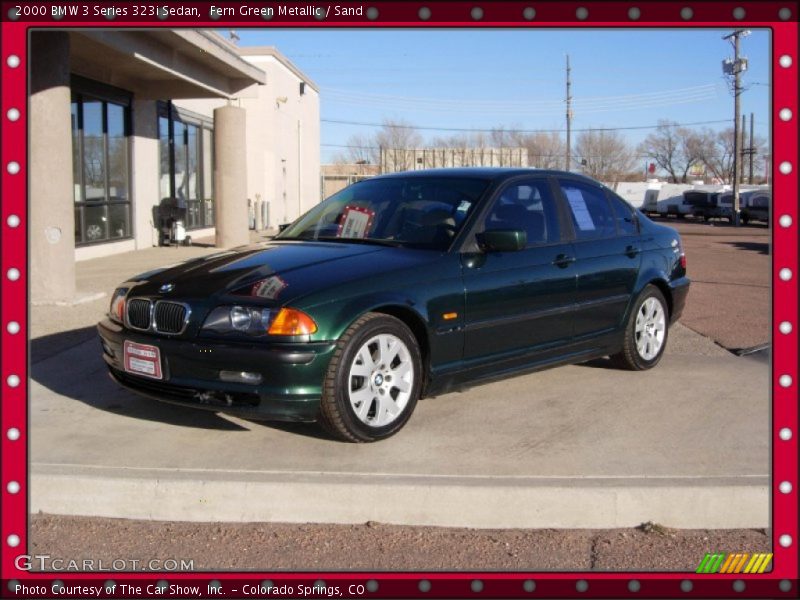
[608, 193, 639, 236]
[557, 179, 616, 240]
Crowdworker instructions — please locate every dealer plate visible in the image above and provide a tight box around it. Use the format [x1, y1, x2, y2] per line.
[123, 340, 163, 380]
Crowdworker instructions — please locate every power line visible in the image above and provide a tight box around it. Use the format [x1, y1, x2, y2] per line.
[322, 85, 720, 116]
[323, 83, 718, 108]
[320, 118, 733, 134]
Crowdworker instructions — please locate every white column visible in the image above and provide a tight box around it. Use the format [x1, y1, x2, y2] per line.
[213, 105, 249, 248]
[29, 32, 75, 302]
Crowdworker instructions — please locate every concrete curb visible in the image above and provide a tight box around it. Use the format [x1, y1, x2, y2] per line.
[31, 466, 769, 529]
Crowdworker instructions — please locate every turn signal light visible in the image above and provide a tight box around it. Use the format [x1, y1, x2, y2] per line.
[268, 308, 318, 335]
[109, 288, 128, 324]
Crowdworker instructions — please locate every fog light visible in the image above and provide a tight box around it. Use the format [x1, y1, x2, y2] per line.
[219, 370, 263, 384]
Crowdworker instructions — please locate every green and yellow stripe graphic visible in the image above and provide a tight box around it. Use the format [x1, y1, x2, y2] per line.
[696, 552, 773, 574]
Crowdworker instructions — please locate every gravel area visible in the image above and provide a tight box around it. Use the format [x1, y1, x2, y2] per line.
[30, 515, 769, 572]
[652, 218, 770, 351]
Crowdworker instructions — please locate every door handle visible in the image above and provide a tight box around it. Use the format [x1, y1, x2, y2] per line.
[625, 245, 641, 257]
[552, 254, 576, 268]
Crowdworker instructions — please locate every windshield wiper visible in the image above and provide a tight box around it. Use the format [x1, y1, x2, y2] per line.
[314, 236, 406, 247]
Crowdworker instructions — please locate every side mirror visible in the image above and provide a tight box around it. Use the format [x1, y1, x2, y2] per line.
[278, 223, 291, 233]
[476, 229, 527, 252]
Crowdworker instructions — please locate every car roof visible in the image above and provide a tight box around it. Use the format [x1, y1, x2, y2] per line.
[371, 167, 599, 183]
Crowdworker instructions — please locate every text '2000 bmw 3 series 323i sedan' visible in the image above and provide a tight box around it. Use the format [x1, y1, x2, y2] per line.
[98, 168, 690, 442]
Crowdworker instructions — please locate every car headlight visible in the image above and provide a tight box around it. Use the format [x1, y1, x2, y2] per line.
[201, 306, 317, 336]
[201, 306, 273, 336]
[109, 288, 129, 324]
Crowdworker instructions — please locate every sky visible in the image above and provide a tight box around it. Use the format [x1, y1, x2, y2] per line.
[233, 28, 771, 164]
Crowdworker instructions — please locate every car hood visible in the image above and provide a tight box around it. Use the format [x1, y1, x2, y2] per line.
[129, 240, 436, 304]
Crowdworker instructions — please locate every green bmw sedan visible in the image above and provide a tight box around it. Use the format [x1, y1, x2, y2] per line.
[98, 168, 690, 442]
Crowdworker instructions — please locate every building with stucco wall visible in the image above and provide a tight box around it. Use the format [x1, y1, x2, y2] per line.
[178, 46, 320, 229]
[29, 30, 320, 304]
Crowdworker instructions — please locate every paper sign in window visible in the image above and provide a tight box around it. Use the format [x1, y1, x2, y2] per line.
[564, 188, 596, 231]
[338, 206, 375, 239]
[252, 276, 287, 300]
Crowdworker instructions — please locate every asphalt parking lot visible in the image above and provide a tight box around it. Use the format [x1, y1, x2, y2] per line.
[28, 222, 772, 570]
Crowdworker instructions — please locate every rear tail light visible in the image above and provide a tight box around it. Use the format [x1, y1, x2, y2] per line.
[680, 253, 687, 269]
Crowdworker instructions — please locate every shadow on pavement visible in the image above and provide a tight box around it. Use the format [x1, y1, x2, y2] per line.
[31, 327, 248, 431]
[576, 357, 618, 370]
[241, 418, 334, 441]
[724, 241, 769, 255]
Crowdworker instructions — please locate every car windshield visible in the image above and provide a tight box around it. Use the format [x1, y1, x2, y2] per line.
[277, 176, 490, 250]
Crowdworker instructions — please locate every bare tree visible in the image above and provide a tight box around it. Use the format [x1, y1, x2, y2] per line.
[516, 132, 565, 169]
[375, 119, 423, 171]
[575, 129, 637, 182]
[333, 132, 377, 165]
[337, 120, 423, 171]
[638, 120, 703, 183]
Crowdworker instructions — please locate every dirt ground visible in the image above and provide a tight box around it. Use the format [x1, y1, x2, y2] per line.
[28, 219, 774, 575]
[30, 515, 769, 572]
[659, 218, 770, 351]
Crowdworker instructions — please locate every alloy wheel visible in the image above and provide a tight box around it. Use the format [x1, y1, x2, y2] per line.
[635, 297, 666, 361]
[347, 333, 414, 427]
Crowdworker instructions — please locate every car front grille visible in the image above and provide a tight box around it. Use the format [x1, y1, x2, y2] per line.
[126, 298, 190, 335]
[154, 301, 188, 334]
[127, 298, 152, 330]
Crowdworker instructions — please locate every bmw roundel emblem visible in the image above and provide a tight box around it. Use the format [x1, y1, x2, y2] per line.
[159, 283, 175, 293]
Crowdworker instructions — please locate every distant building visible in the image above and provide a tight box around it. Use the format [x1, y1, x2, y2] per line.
[30, 31, 320, 303]
[320, 163, 381, 200]
[380, 147, 528, 173]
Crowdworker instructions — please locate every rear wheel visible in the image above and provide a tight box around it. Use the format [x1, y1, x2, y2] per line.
[611, 285, 669, 371]
[319, 313, 422, 442]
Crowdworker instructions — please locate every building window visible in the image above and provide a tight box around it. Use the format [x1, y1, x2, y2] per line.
[157, 103, 214, 231]
[71, 81, 132, 246]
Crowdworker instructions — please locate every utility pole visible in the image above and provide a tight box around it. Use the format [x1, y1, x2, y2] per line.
[565, 54, 572, 172]
[722, 29, 749, 226]
[749, 112, 755, 184]
[741, 114, 747, 184]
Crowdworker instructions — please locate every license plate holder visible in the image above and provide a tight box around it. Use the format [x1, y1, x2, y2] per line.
[123, 340, 163, 380]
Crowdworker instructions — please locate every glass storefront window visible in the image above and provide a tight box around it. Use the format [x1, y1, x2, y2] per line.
[71, 102, 81, 204]
[158, 104, 214, 231]
[82, 100, 105, 202]
[107, 103, 128, 202]
[159, 116, 171, 201]
[203, 127, 214, 227]
[71, 87, 132, 246]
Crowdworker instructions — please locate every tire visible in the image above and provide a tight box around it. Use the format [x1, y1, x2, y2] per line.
[319, 313, 422, 442]
[741, 214, 750, 225]
[610, 285, 669, 371]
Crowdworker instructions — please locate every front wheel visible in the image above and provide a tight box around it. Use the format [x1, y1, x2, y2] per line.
[319, 313, 422, 442]
[610, 285, 669, 371]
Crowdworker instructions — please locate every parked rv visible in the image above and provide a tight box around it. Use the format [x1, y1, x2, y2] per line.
[741, 190, 771, 225]
[684, 190, 725, 221]
[658, 194, 695, 218]
[642, 189, 660, 216]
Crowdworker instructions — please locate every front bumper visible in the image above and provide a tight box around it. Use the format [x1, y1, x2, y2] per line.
[97, 318, 336, 421]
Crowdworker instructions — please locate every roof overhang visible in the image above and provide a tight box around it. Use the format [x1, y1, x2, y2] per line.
[68, 30, 266, 99]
